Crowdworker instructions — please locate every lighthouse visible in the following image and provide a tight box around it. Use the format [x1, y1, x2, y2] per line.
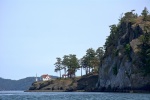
[35, 74, 38, 82]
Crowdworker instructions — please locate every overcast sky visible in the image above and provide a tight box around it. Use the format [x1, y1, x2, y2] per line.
[0, 0, 150, 80]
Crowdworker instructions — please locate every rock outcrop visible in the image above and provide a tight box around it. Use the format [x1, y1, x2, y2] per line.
[96, 16, 150, 92]
[27, 74, 98, 92]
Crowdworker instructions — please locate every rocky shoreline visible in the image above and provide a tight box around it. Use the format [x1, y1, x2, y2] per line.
[27, 74, 98, 92]
[26, 74, 150, 93]
[25, 90, 65, 92]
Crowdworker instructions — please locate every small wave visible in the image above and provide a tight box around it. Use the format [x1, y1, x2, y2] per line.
[0, 93, 14, 95]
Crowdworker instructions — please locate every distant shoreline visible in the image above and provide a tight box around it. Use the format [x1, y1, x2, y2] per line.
[25, 90, 150, 93]
[25, 89, 150, 93]
[25, 90, 65, 92]
[25, 90, 86, 92]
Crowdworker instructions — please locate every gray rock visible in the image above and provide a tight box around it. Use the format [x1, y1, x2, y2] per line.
[97, 21, 150, 92]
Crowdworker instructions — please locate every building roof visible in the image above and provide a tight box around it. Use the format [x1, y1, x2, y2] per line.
[41, 74, 51, 78]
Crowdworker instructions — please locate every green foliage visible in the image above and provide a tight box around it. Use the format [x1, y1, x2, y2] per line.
[85, 48, 96, 67]
[96, 47, 104, 60]
[125, 44, 131, 60]
[62, 54, 79, 78]
[54, 57, 62, 71]
[113, 49, 119, 56]
[80, 55, 88, 75]
[54, 57, 62, 78]
[143, 24, 150, 32]
[85, 48, 97, 73]
[104, 7, 150, 57]
[141, 7, 149, 21]
[130, 18, 136, 24]
[125, 44, 131, 54]
[104, 24, 118, 51]
[55, 54, 93, 78]
[113, 65, 118, 75]
[146, 49, 150, 56]
[96, 47, 104, 72]
[120, 10, 137, 24]
[62, 55, 69, 76]
[138, 32, 150, 75]
[132, 59, 136, 65]
[80, 48, 103, 75]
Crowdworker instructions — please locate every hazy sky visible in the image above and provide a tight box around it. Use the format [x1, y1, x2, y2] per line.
[0, 0, 150, 80]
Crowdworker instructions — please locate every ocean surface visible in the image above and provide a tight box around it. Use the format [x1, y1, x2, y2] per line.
[0, 91, 150, 100]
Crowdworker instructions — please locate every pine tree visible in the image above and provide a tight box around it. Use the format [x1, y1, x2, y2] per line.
[141, 7, 149, 21]
[54, 57, 62, 78]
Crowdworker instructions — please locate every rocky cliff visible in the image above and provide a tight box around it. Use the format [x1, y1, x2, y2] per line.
[96, 11, 150, 92]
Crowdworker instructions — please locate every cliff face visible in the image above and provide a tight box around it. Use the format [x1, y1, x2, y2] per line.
[97, 16, 150, 92]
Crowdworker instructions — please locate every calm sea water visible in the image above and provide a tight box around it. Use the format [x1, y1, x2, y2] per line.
[0, 91, 150, 100]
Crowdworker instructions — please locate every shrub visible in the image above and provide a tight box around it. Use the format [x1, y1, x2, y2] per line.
[113, 49, 119, 56]
[125, 44, 130, 54]
[113, 66, 118, 75]
[125, 44, 131, 60]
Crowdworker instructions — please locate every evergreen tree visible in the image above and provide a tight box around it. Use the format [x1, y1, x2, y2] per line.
[81, 55, 88, 75]
[62, 55, 69, 77]
[68, 54, 79, 77]
[96, 47, 104, 69]
[62, 54, 79, 78]
[54, 57, 62, 78]
[139, 32, 150, 75]
[141, 7, 149, 21]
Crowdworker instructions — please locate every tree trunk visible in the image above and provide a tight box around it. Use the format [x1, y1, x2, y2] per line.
[81, 66, 82, 77]
[93, 67, 94, 73]
[86, 67, 88, 75]
[89, 66, 90, 74]
[64, 67, 66, 78]
[60, 70, 61, 79]
[74, 72, 76, 78]
[70, 73, 71, 78]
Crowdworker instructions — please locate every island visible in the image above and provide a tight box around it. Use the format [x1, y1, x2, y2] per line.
[27, 7, 150, 93]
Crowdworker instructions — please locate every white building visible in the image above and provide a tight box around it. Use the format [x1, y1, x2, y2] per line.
[41, 74, 51, 81]
[35, 74, 38, 82]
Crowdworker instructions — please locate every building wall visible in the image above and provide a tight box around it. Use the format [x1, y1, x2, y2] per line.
[42, 76, 51, 81]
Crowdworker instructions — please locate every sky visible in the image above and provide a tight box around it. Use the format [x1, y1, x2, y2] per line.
[0, 0, 150, 80]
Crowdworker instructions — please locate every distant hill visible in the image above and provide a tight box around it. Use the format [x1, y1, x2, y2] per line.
[0, 76, 58, 91]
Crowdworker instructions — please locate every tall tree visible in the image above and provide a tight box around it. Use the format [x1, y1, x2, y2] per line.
[121, 10, 137, 23]
[68, 54, 79, 78]
[96, 47, 104, 61]
[81, 55, 88, 75]
[104, 24, 118, 50]
[54, 57, 62, 78]
[62, 55, 69, 77]
[85, 48, 97, 73]
[62, 54, 79, 78]
[141, 7, 149, 21]
[78, 59, 83, 77]
[96, 47, 104, 72]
